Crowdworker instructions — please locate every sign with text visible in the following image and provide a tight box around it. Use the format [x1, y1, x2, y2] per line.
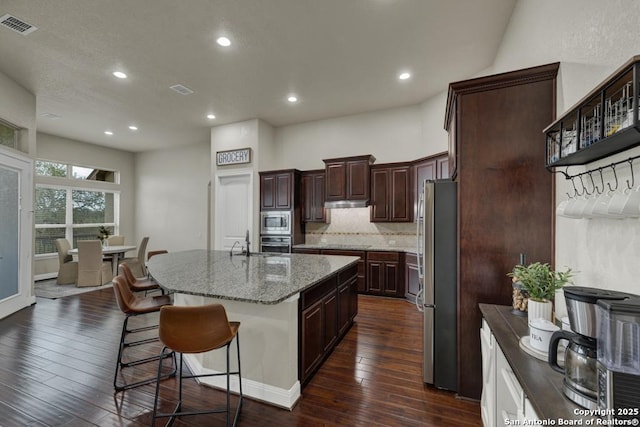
[216, 148, 252, 166]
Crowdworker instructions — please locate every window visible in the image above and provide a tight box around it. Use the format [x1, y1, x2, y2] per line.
[0, 119, 19, 150]
[34, 160, 120, 255]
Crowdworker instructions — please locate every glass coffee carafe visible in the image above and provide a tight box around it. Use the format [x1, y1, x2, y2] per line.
[549, 330, 598, 409]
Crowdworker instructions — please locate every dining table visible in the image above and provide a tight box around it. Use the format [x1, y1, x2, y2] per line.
[68, 244, 136, 276]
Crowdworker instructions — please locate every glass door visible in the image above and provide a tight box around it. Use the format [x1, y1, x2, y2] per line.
[0, 149, 33, 320]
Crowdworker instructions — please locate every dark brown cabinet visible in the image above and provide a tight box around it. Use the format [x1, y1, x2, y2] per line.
[445, 62, 558, 399]
[412, 152, 449, 220]
[405, 252, 419, 302]
[370, 163, 412, 222]
[299, 264, 357, 385]
[259, 169, 300, 211]
[366, 251, 404, 297]
[323, 155, 375, 203]
[320, 249, 366, 293]
[301, 170, 329, 223]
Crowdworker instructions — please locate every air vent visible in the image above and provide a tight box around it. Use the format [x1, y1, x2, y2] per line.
[0, 14, 38, 35]
[169, 84, 194, 95]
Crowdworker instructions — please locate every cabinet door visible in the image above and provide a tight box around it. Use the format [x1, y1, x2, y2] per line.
[390, 167, 411, 222]
[312, 173, 326, 222]
[337, 282, 351, 336]
[301, 300, 324, 379]
[347, 159, 370, 200]
[437, 157, 450, 179]
[480, 320, 496, 427]
[301, 174, 313, 222]
[325, 162, 346, 200]
[348, 276, 358, 321]
[260, 174, 276, 210]
[370, 168, 389, 221]
[383, 261, 401, 295]
[405, 253, 420, 301]
[323, 290, 338, 352]
[275, 173, 292, 209]
[367, 261, 383, 293]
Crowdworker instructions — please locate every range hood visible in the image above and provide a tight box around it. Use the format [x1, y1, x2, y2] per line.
[324, 199, 369, 209]
[323, 154, 376, 210]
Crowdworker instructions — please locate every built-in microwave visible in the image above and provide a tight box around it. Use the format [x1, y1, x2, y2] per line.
[260, 211, 291, 235]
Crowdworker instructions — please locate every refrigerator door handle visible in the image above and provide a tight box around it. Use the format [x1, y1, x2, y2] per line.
[415, 287, 424, 312]
[416, 191, 424, 282]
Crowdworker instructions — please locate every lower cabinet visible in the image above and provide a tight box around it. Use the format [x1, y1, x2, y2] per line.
[320, 249, 366, 293]
[299, 264, 358, 385]
[481, 319, 540, 426]
[367, 251, 405, 297]
[405, 252, 419, 302]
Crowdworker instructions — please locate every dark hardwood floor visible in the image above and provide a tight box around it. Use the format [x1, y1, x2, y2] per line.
[0, 288, 480, 426]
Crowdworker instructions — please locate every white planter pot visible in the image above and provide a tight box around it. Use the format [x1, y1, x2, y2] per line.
[528, 299, 553, 325]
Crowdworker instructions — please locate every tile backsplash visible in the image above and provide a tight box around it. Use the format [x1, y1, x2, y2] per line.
[304, 207, 415, 248]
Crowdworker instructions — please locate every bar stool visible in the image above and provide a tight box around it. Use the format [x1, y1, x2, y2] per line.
[119, 263, 164, 295]
[152, 304, 243, 427]
[112, 275, 176, 392]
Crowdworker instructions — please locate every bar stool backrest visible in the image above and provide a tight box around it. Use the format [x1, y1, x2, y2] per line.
[112, 275, 136, 315]
[159, 304, 234, 354]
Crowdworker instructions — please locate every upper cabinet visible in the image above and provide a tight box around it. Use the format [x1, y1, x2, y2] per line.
[260, 169, 301, 211]
[301, 170, 329, 223]
[370, 163, 412, 222]
[323, 155, 376, 205]
[412, 152, 449, 220]
[545, 55, 640, 168]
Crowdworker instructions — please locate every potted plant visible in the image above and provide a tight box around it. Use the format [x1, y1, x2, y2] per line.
[507, 262, 574, 322]
[97, 225, 111, 246]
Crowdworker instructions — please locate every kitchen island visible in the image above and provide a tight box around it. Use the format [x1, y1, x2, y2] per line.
[147, 249, 359, 409]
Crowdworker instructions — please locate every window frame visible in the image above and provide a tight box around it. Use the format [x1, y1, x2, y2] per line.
[34, 159, 121, 257]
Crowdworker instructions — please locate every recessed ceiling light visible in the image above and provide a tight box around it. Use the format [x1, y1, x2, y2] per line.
[104, 130, 113, 136]
[398, 72, 411, 81]
[207, 114, 216, 120]
[287, 95, 298, 103]
[129, 125, 138, 131]
[216, 36, 231, 47]
[112, 71, 127, 79]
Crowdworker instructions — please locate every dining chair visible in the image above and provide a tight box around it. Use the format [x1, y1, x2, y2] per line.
[54, 238, 78, 285]
[152, 304, 243, 426]
[107, 235, 125, 245]
[119, 236, 149, 278]
[77, 240, 113, 287]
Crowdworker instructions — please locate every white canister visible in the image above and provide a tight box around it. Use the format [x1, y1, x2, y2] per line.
[529, 318, 560, 353]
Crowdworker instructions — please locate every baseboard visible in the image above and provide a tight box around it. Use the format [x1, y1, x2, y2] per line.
[182, 353, 301, 410]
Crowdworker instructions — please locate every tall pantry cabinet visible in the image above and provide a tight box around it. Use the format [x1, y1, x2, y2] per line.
[445, 63, 559, 400]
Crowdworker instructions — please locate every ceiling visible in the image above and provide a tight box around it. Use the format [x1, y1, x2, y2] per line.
[0, 0, 516, 152]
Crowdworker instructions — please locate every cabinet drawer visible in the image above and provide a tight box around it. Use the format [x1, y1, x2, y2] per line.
[367, 251, 400, 262]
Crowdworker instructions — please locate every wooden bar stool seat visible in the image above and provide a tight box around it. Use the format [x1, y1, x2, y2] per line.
[112, 275, 176, 392]
[152, 304, 243, 426]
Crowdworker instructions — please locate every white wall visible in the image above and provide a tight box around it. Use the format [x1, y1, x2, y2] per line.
[486, 0, 640, 299]
[273, 104, 426, 170]
[134, 141, 210, 253]
[0, 71, 36, 155]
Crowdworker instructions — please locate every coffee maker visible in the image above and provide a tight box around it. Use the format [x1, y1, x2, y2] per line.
[549, 287, 633, 410]
[596, 297, 640, 422]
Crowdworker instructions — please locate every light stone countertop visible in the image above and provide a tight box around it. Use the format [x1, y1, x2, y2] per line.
[147, 249, 359, 305]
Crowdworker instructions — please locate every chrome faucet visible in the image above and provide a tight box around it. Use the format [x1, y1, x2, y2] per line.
[230, 241, 242, 256]
[245, 229, 251, 257]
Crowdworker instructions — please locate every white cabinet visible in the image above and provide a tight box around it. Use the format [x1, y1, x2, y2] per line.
[480, 319, 496, 427]
[481, 318, 540, 426]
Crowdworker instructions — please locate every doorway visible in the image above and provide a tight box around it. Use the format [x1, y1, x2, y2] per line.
[0, 149, 33, 319]
[214, 169, 253, 251]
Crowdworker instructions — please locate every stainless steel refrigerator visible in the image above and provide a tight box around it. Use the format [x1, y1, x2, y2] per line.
[416, 179, 457, 391]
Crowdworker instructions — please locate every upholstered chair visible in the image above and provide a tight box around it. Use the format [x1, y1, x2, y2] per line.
[106, 235, 125, 246]
[118, 236, 149, 278]
[77, 240, 113, 287]
[54, 238, 78, 285]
